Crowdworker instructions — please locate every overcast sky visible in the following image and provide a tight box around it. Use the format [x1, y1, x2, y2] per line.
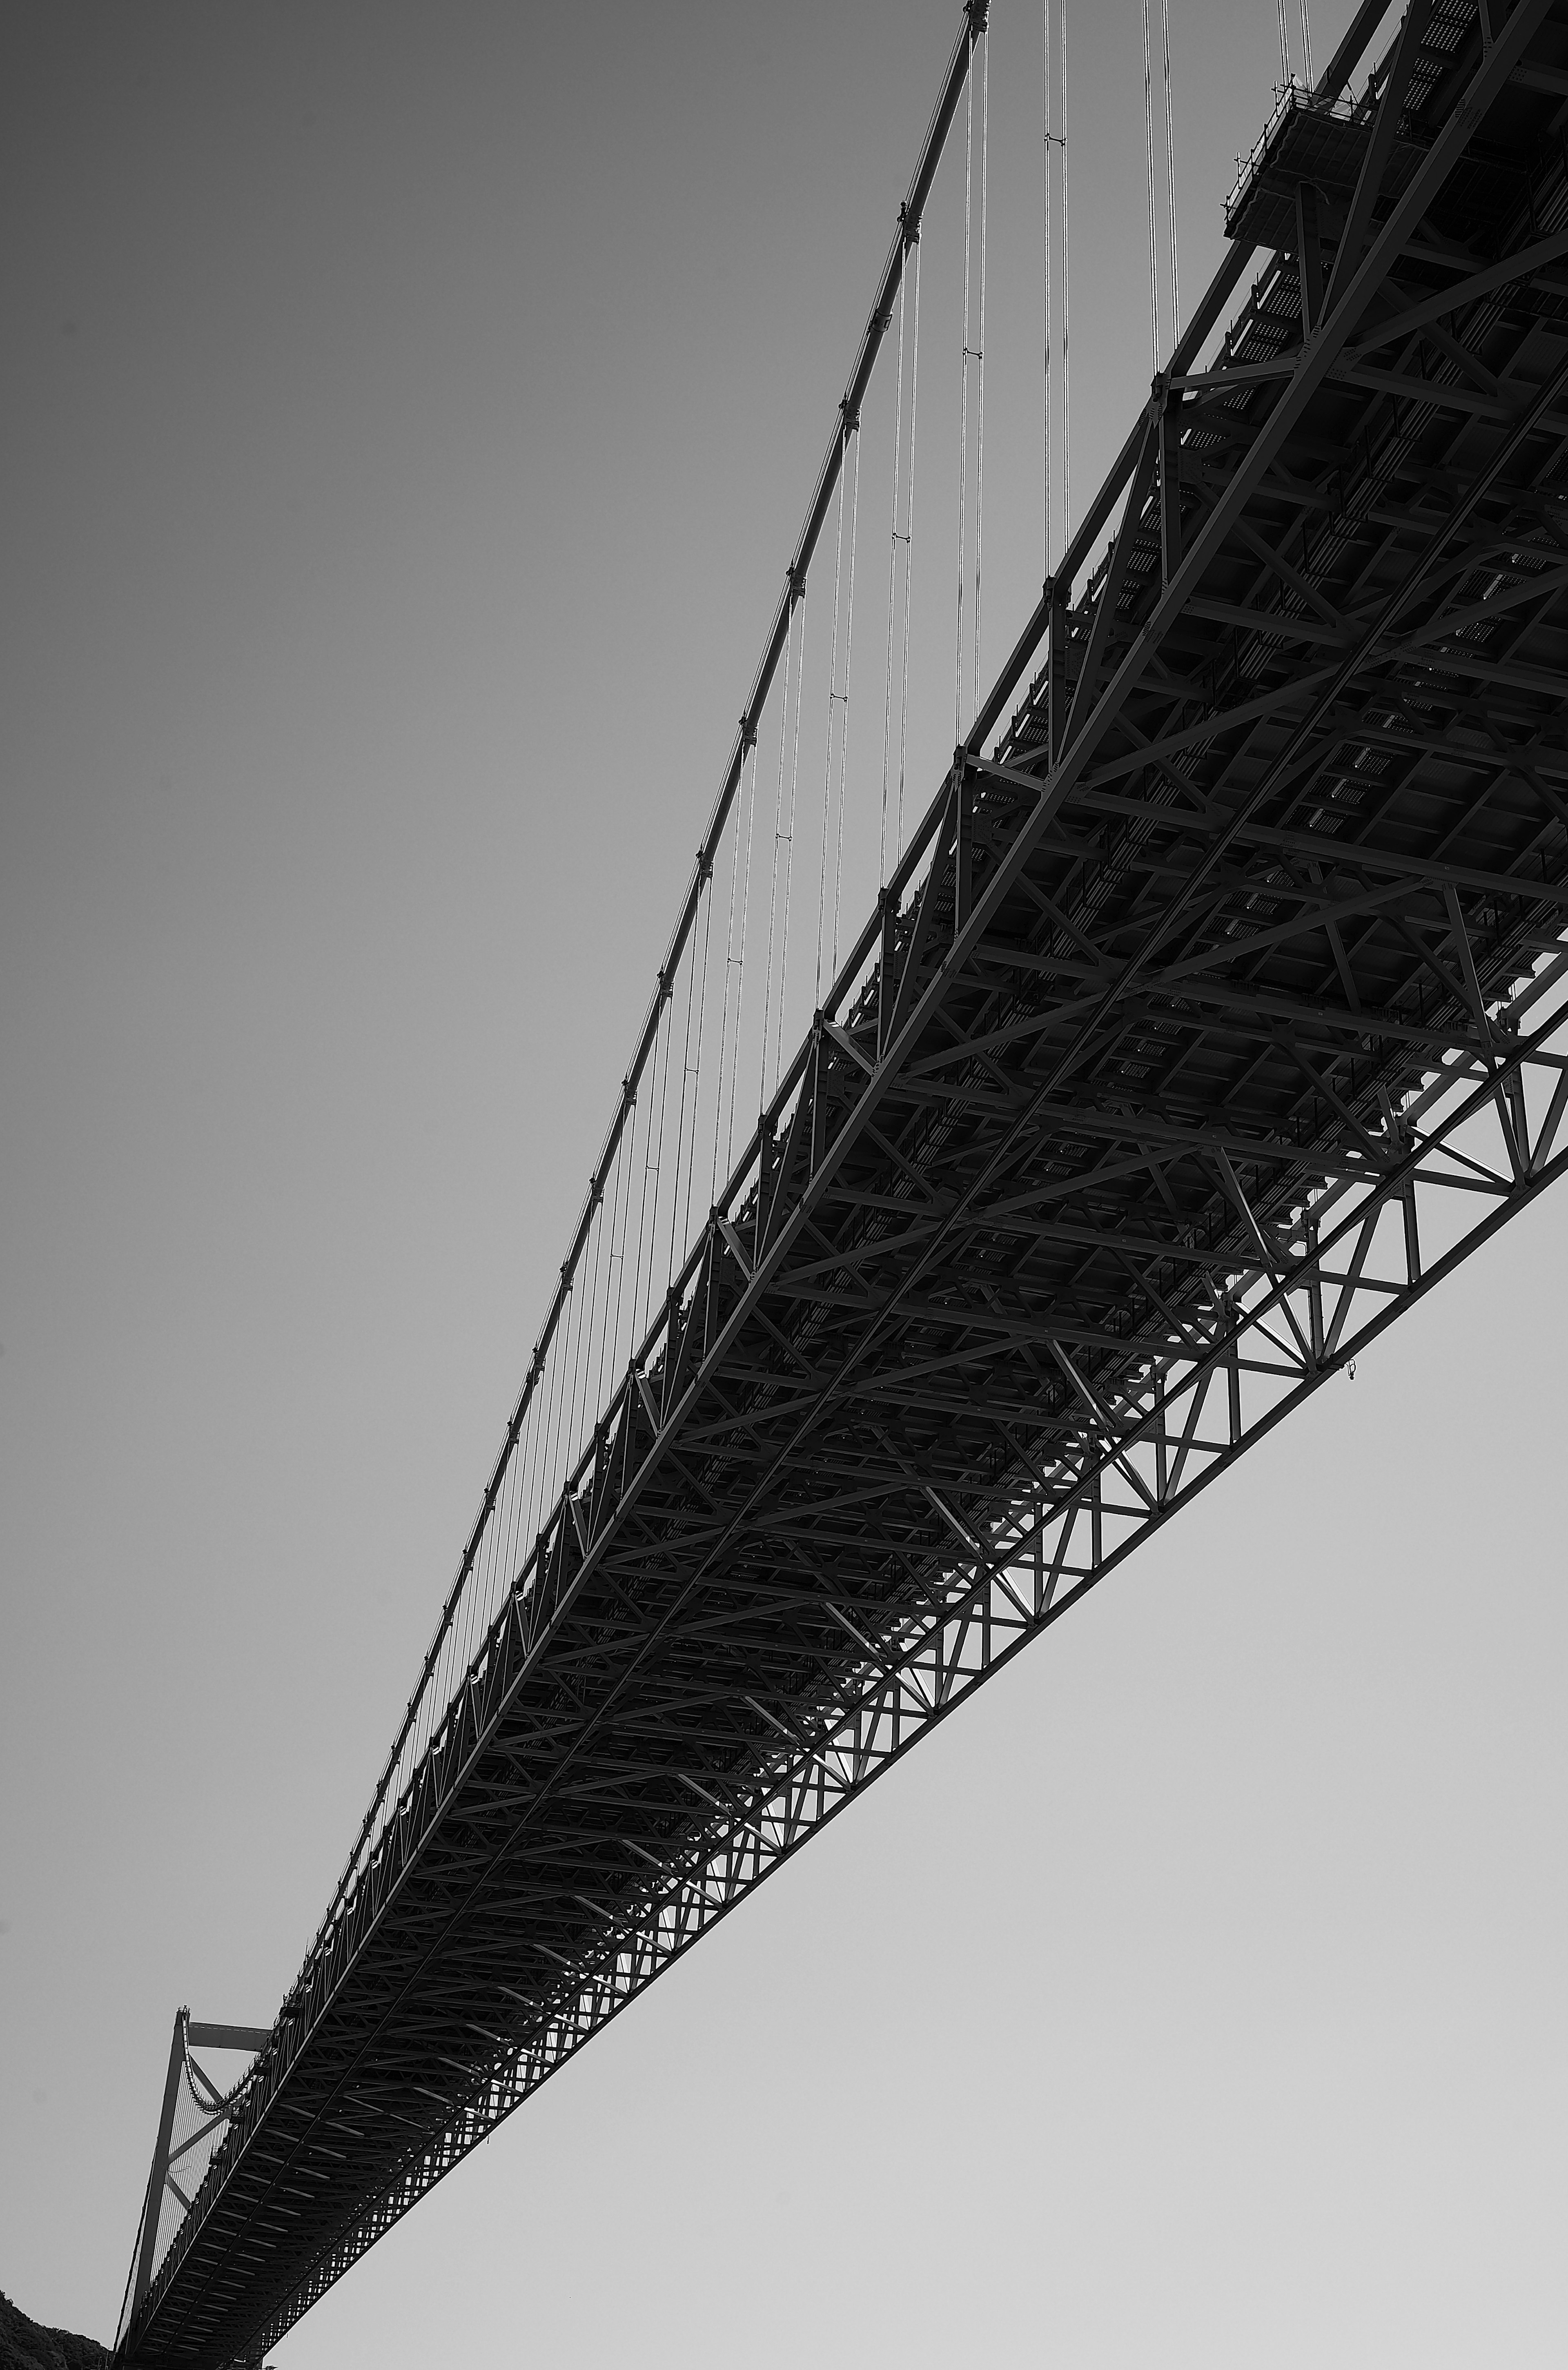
[3, 3, 1565, 2364]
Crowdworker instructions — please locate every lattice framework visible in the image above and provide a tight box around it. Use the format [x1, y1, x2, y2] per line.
[120, 3, 1568, 2360]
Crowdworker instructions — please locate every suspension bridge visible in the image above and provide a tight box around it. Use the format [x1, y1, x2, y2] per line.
[116, 0, 1568, 2359]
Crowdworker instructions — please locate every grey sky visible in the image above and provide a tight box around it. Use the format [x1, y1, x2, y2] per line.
[2, 3, 1564, 2363]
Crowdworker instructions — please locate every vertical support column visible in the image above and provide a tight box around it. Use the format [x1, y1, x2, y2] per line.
[1158, 385, 1183, 585]
[130, 2009, 188, 2330]
[876, 885, 898, 1058]
[751, 1114, 775, 1265]
[1295, 179, 1324, 334]
[952, 756, 973, 939]
[1503, 1063, 1530, 1176]
[1046, 575, 1071, 762]
[808, 1024, 828, 1174]
[1305, 1209, 1325, 1365]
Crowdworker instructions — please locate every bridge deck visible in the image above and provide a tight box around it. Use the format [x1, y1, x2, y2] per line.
[124, 2, 1568, 2360]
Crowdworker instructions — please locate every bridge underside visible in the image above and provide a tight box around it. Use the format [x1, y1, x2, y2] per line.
[124, 2, 1568, 2361]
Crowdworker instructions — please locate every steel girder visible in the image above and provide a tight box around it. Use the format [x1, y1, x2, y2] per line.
[121, 2, 1568, 2361]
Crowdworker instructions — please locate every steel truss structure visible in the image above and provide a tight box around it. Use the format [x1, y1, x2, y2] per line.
[121, 1, 1568, 2360]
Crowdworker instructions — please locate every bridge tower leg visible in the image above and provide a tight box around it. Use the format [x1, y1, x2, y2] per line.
[127, 2009, 187, 2334]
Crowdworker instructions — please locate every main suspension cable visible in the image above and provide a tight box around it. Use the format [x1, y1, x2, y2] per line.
[317, 6, 996, 1927]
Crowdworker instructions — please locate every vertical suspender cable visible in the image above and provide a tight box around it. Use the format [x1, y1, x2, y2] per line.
[712, 779, 744, 1203]
[535, 1322, 560, 1561]
[1161, 0, 1180, 349]
[521, 1341, 550, 1593]
[667, 923, 699, 1290]
[830, 425, 860, 981]
[568, 1184, 602, 1479]
[571, 1246, 595, 1473]
[816, 419, 861, 996]
[1060, 0, 1072, 552]
[1044, 0, 1052, 575]
[693, 909, 713, 1254]
[723, 742, 758, 1183]
[951, 15, 988, 741]
[630, 994, 668, 1350]
[880, 268, 909, 888]
[567, 1268, 590, 1483]
[593, 1122, 627, 1455]
[316, 3, 989, 1941]
[1298, 1, 1314, 85]
[481, 1419, 511, 1631]
[664, 950, 693, 1298]
[566, 1261, 590, 1498]
[568, 1197, 597, 1475]
[772, 586, 807, 1093]
[497, 1395, 531, 1612]
[878, 226, 920, 880]
[542, 1289, 573, 1536]
[644, 985, 675, 1334]
[675, 875, 712, 1280]
[760, 594, 804, 1111]
[973, 20, 988, 718]
[456, 1519, 482, 1694]
[760, 610, 791, 1111]
[567, 1269, 590, 1486]
[635, 1024, 659, 1348]
[1276, 0, 1292, 85]
[956, 53, 975, 742]
[670, 924, 699, 1288]
[612, 1101, 637, 1387]
[627, 1047, 655, 1370]
[898, 236, 922, 863]
[816, 433, 850, 1005]
[1142, 0, 1160, 370]
[535, 1314, 566, 1579]
[477, 1443, 507, 1633]
[508, 1398, 532, 1587]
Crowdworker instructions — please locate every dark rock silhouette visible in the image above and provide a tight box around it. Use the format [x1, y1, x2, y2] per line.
[0, 2292, 111, 2370]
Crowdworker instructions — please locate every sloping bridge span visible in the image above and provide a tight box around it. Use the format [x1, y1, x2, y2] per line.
[120, 0, 1568, 2359]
